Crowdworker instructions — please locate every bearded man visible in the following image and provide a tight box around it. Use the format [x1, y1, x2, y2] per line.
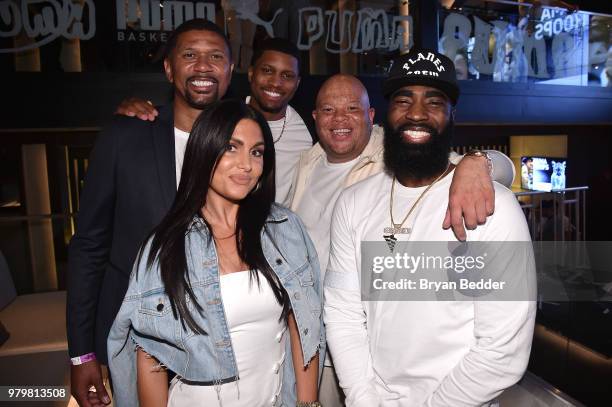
[323, 49, 536, 407]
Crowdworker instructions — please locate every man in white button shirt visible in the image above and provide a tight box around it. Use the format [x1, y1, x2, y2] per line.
[323, 50, 536, 406]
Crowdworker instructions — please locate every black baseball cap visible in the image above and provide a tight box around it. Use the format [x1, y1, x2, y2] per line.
[382, 48, 460, 105]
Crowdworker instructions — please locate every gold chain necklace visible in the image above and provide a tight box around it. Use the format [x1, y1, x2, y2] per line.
[383, 164, 450, 251]
[273, 114, 287, 144]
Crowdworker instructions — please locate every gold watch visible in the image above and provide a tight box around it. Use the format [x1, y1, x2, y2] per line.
[465, 149, 493, 176]
[296, 402, 322, 407]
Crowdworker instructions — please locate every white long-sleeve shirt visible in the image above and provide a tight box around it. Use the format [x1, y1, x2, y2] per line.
[324, 170, 536, 406]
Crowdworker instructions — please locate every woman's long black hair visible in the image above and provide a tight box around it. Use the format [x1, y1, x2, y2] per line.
[143, 99, 289, 334]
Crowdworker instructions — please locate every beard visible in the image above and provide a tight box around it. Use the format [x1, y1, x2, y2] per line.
[383, 119, 453, 181]
[185, 89, 219, 109]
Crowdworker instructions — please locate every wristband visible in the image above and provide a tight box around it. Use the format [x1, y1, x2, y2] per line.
[71, 352, 96, 365]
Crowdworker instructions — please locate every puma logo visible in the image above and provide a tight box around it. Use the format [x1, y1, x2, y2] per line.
[235, 7, 284, 37]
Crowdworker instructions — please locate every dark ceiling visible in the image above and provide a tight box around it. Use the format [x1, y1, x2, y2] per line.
[573, 0, 612, 14]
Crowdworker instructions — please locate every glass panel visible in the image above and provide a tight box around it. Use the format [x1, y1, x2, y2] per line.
[0, 0, 411, 76]
[438, 0, 611, 87]
[589, 15, 612, 87]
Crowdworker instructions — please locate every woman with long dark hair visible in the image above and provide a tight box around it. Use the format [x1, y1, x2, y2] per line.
[108, 99, 323, 406]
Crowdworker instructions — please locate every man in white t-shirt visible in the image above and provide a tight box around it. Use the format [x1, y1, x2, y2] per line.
[246, 38, 314, 204]
[323, 50, 536, 406]
[290, 74, 517, 406]
[117, 38, 313, 205]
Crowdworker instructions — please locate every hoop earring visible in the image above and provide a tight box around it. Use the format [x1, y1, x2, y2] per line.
[251, 181, 261, 194]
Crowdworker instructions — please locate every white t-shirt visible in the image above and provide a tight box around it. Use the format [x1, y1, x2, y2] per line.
[295, 156, 359, 277]
[294, 155, 359, 367]
[246, 97, 313, 205]
[174, 127, 189, 187]
[324, 170, 536, 407]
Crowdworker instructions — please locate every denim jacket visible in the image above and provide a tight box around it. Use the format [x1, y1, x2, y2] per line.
[107, 205, 325, 406]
